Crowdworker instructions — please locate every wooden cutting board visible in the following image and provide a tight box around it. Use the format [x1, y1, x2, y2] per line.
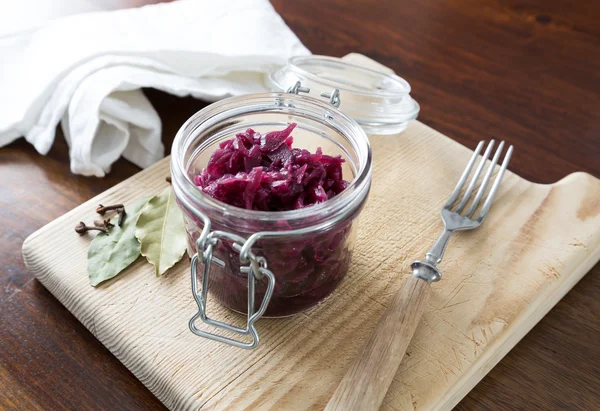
[23, 121, 600, 410]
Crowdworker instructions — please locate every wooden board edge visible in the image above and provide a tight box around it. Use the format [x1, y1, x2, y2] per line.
[437, 235, 600, 410]
[554, 170, 600, 187]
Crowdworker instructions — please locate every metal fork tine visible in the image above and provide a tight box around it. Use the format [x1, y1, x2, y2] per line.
[444, 141, 484, 209]
[477, 144, 513, 222]
[418, 140, 514, 284]
[418, 140, 514, 285]
[455, 140, 495, 213]
[466, 141, 505, 218]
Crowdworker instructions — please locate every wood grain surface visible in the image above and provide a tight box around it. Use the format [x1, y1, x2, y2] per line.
[21, 120, 600, 410]
[1, 0, 599, 409]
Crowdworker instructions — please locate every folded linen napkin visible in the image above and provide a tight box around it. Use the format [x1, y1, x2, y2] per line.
[0, 0, 310, 176]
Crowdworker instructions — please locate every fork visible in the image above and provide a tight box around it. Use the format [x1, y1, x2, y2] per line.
[326, 140, 514, 411]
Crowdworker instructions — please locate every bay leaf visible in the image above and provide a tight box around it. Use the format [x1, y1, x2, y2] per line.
[88, 196, 149, 286]
[135, 187, 187, 277]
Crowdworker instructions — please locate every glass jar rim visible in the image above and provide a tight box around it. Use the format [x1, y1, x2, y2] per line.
[171, 92, 372, 227]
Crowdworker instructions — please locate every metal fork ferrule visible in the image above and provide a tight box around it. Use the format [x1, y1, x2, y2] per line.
[411, 260, 442, 283]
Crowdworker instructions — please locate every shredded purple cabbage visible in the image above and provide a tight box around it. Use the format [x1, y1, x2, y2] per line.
[194, 123, 349, 211]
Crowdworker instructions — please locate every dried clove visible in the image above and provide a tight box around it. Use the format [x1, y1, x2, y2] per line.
[94, 219, 115, 229]
[96, 203, 124, 215]
[117, 208, 127, 226]
[75, 221, 108, 235]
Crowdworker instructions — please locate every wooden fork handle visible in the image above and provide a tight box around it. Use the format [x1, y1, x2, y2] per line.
[325, 275, 431, 411]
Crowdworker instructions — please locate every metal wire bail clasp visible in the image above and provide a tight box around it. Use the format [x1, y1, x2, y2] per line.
[320, 89, 341, 108]
[287, 81, 342, 108]
[188, 223, 276, 349]
[287, 81, 310, 95]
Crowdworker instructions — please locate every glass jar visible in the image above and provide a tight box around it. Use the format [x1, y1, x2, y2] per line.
[171, 92, 372, 348]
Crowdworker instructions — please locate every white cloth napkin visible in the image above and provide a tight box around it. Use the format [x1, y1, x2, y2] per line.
[0, 0, 310, 176]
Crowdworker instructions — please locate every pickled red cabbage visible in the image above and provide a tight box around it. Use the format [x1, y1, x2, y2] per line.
[194, 123, 349, 211]
[186, 123, 362, 317]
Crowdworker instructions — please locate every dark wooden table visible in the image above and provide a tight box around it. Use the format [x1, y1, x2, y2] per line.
[1, 0, 599, 409]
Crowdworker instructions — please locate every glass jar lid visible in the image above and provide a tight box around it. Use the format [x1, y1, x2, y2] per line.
[267, 55, 420, 135]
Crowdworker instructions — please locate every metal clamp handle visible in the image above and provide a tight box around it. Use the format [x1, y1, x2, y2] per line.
[189, 233, 275, 349]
